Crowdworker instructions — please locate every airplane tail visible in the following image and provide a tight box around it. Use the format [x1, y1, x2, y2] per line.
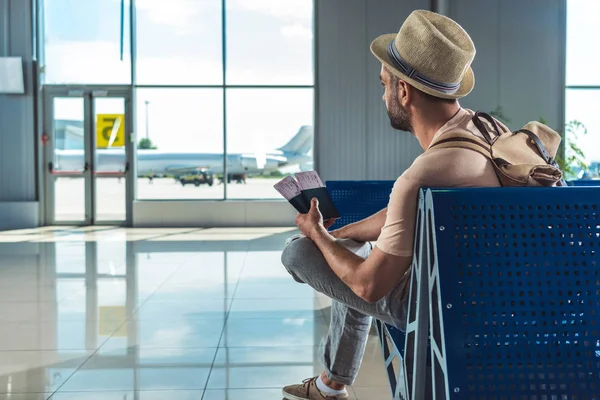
[278, 126, 313, 155]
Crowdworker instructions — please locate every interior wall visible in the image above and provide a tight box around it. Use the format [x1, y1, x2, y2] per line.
[315, 0, 427, 182]
[0, 0, 39, 230]
[448, 0, 566, 131]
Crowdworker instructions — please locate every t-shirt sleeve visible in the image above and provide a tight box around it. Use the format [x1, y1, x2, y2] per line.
[375, 176, 421, 257]
[374, 146, 499, 257]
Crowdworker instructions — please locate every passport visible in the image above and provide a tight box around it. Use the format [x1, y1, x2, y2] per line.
[274, 171, 341, 220]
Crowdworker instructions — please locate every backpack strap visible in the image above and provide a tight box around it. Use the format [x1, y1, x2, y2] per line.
[515, 129, 552, 163]
[472, 111, 508, 144]
[429, 131, 492, 160]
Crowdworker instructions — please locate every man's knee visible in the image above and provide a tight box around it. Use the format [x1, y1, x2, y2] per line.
[281, 237, 321, 284]
[281, 236, 319, 270]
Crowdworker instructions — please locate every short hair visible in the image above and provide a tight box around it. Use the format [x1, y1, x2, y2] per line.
[387, 69, 456, 105]
[417, 88, 457, 105]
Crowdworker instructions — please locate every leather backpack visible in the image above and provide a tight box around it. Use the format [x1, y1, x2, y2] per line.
[429, 112, 566, 187]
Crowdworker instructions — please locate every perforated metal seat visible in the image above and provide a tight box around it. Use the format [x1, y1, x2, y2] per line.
[327, 181, 397, 231]
[425, 187, 600, 399]
[327, 181, 600, 400]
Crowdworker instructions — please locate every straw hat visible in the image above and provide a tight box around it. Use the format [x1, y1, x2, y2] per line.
[370, 10, 476, 99]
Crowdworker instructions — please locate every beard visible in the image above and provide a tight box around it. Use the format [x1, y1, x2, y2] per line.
[387, 98, 413, 133]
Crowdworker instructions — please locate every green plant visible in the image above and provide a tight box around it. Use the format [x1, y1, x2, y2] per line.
[553, 119, 588, 179]
[138, 138, 157, 150]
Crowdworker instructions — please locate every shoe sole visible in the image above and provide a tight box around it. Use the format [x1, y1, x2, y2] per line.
[281, 390, 306, 400]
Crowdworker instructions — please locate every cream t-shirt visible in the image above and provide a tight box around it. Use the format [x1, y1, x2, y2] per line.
[375, 108, 501, 257]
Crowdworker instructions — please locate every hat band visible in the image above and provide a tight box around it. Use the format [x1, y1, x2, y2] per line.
[387, 40, 461, 94]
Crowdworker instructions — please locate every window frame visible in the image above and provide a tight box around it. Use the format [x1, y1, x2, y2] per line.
[564, 1, 599, 180]
[40, 0, 316, 202]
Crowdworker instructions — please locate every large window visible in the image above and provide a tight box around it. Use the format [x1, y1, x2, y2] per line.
[135, 0, 314, 200]
[226, 89, 314, 199]
[565, 1, 600, 181]
[226, 0, 314, 85]
[136, 89, 225, 200]
[135, 0, 223, 85]
[43, 0, 315, 200]
[43, 0, 132, 84]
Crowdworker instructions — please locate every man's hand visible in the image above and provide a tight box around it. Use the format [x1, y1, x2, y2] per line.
[324, 218, 337, 230]
[295, 198, 336, 239]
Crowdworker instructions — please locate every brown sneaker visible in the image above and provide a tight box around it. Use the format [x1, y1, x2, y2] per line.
[282, 377, 349, 400]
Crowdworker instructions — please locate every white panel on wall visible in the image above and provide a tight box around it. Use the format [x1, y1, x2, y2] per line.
[0, 57, 25, 93]
[366, 0, 427, 180]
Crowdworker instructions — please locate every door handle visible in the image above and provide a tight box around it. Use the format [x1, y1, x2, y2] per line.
[84, 162, 90, 172]
[124, 161, 130, 173]
[48, 161, 88, 175]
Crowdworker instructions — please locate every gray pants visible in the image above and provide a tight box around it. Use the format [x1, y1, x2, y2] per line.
[281, 236, 410, 386]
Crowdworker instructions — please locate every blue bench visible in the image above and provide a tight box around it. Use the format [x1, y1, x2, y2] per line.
[327, 181, 600, 399]
[425, 187, 600, 399]
[327, 181, 416, 399]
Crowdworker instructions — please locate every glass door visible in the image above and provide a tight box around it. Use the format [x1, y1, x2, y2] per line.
[44, 88, 133, 225]
[46, 96, 89, 223]
[93, 97, 128, 222]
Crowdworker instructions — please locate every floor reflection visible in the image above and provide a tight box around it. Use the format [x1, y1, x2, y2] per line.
[0, 227, 389, 400]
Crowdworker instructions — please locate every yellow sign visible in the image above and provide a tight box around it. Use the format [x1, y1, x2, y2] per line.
[96, 114, 126, 148]
[99, 306, 127, 336]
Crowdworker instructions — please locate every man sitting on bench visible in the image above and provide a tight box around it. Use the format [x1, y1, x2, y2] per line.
[280, 10, 501, 400]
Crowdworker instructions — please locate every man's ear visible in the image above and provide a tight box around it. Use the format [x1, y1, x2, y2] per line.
[398, 80, 412, 107]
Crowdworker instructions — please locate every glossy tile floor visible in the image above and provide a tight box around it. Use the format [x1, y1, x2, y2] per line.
[0, 227, 393, 400]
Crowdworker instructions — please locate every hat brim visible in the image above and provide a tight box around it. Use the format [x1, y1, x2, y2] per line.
[370, 33, 475, 100]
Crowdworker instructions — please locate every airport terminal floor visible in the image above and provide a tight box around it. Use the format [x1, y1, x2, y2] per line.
[0, 227, 391, 400]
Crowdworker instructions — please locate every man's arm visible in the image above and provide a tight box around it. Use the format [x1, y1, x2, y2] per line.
[297, 199, 411, 303]
[330, 207, 387, 242]
[311, 222, 411, 303]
